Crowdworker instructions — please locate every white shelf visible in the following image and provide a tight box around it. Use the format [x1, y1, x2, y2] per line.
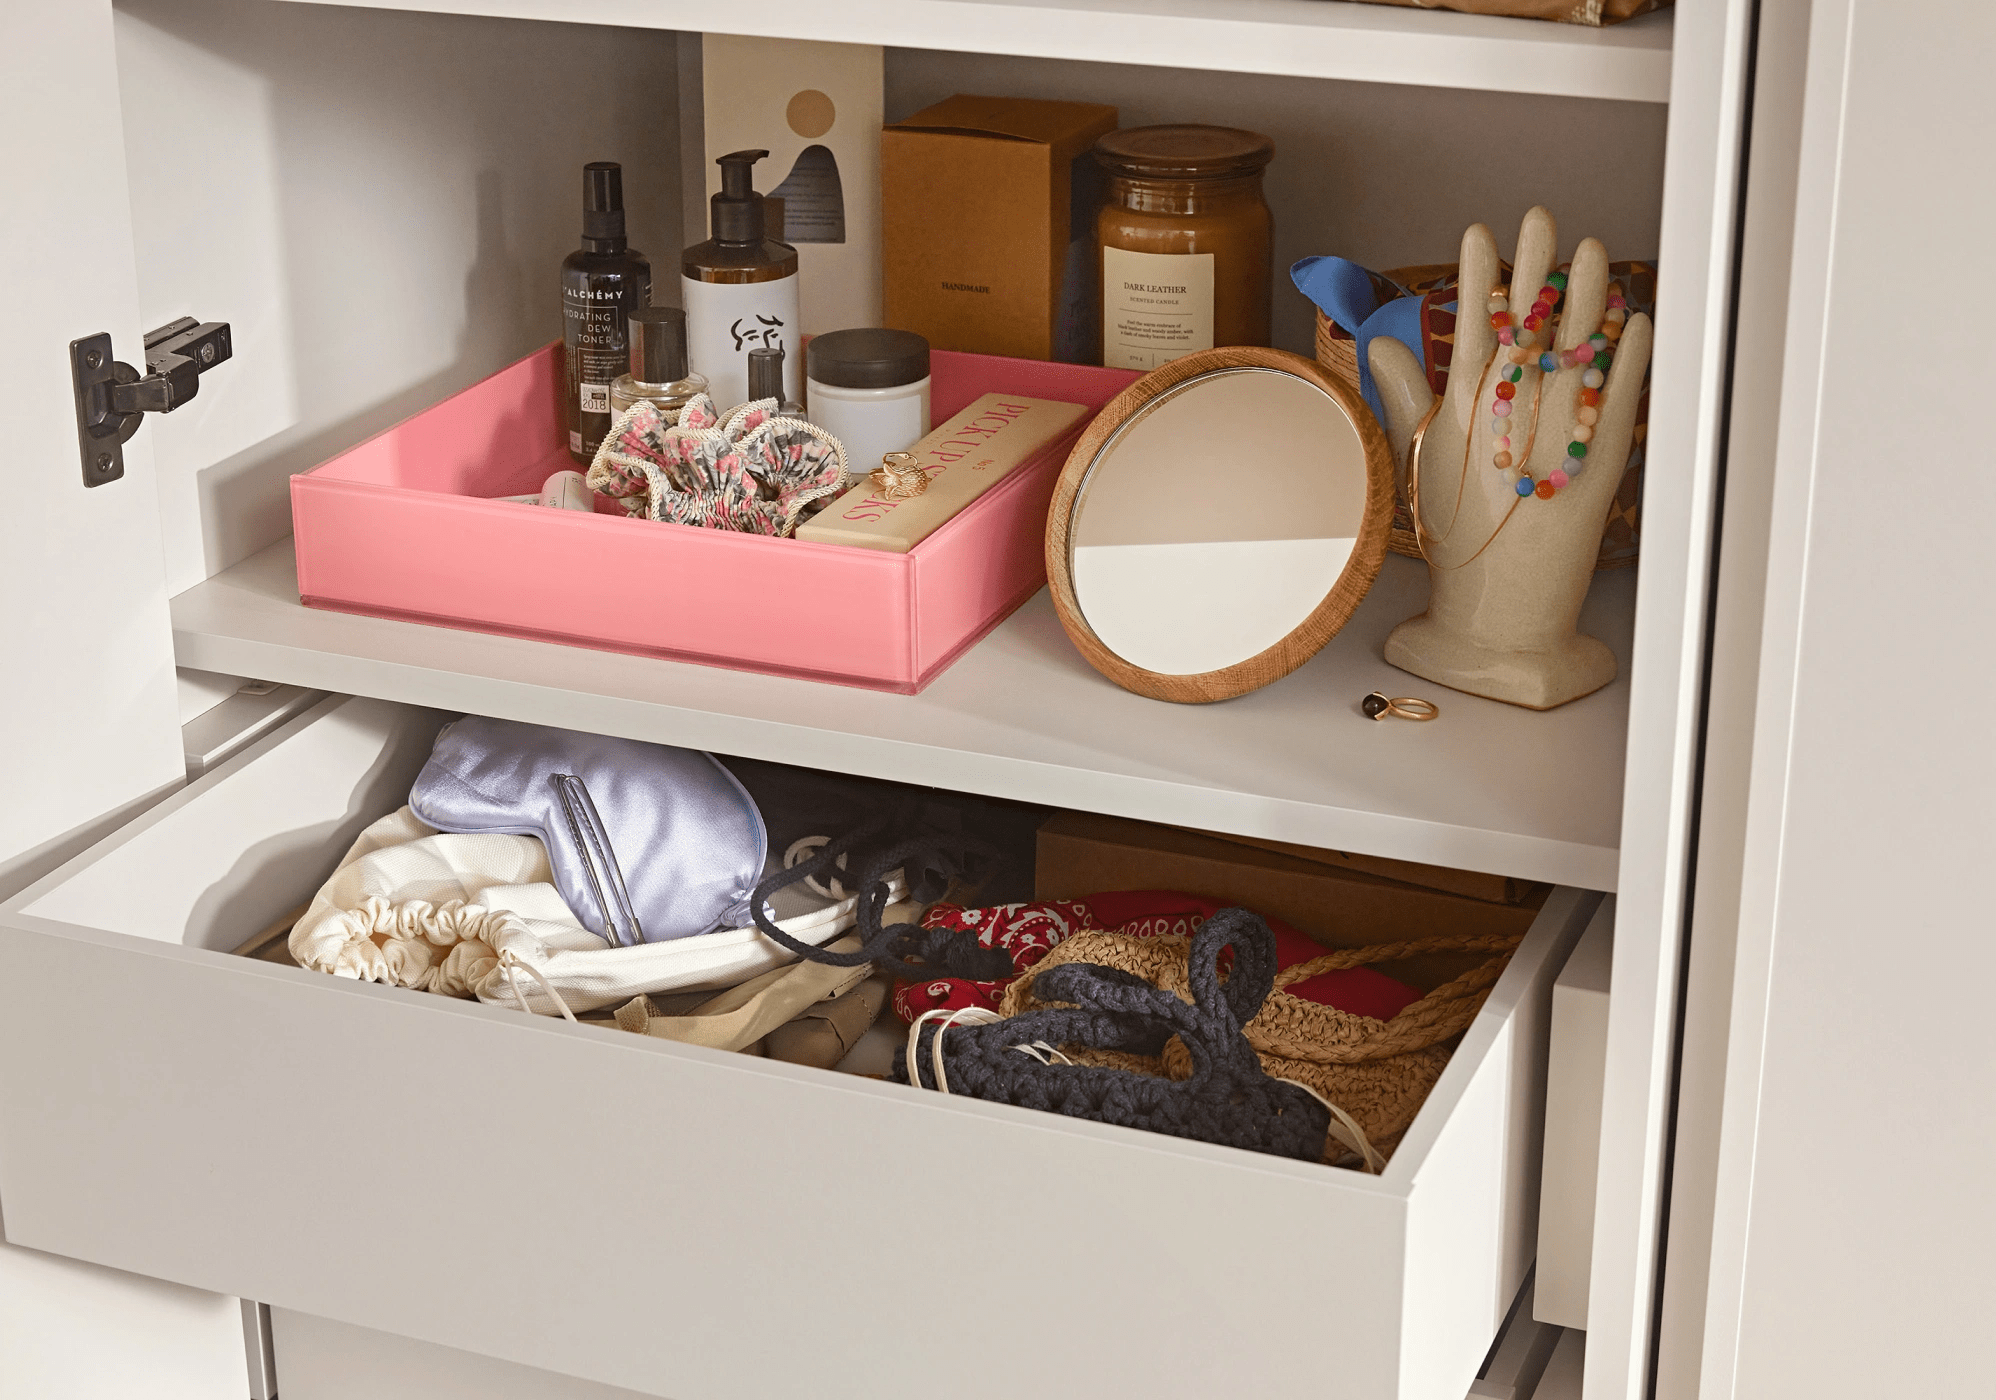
[278, 0, 1672, 102]
[171, 541, 1631, 890]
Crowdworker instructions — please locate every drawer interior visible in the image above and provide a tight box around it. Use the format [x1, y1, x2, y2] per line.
[3, 693, 1595, 1400]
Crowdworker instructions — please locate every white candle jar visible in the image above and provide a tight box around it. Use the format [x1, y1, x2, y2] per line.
[805, 328, 932, 478]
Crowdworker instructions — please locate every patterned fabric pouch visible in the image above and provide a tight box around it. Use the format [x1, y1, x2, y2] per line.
[892, 889, 1425, 1025]
[587, 394, 848, 537]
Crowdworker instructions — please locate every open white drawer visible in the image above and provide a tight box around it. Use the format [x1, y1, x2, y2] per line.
[0, 695, 1596, 1400]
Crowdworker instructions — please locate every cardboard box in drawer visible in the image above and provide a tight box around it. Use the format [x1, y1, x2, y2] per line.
[1037, 812, 1544, 989]
[290, 345, 1136, 693]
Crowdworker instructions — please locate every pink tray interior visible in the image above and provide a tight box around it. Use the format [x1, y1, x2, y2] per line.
[294, 344, 1139, 691]
[307, 344, 1127, 500]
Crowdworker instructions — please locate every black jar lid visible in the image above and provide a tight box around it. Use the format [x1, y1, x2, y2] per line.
[807, 328, 931, 389]
[1093, 125, 1275, 180]
[629, 306, 688, 382]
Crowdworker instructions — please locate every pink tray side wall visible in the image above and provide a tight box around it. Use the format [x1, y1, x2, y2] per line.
[296, 485, 918, 683]
[294, 346, 1135, 692]
[909, 359, 1137, 680]
[313, 347, 573, 496]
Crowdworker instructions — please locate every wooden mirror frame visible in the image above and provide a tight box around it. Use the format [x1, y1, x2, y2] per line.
[1045, 346, 1396, 704]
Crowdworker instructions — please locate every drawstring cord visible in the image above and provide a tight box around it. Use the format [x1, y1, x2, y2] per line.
[907, 1008, 1074, 1094]
[1277, 1077, 1384, 1173]
[785, 834, 851, 900]
[498, 949, 577, 1023]
[749, 801, 1013, 982]
[907, 1006, 1003, 1094]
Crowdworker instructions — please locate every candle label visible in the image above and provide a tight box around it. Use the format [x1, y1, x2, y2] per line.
[1102, 248, 1215, 370]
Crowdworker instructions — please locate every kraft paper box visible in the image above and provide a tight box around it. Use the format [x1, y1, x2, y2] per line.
[1035, 812, 1544, 991]
[882, 94, 1117, 363]
[1189, 828, 1542, 905]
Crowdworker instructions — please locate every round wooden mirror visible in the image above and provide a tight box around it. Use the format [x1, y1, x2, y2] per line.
[1046, 347, 1395, 703]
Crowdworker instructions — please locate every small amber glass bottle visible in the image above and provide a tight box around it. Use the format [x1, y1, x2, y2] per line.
[1094, 125, 1275, 371]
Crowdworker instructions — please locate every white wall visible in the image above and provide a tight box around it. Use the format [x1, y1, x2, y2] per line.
[886, 49, 1668, 358]
[114, 0, 683, 595]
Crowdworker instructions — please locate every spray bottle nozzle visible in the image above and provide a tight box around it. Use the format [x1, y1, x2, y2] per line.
[711, 150, 771, 245]
[581, 160, 627, 247]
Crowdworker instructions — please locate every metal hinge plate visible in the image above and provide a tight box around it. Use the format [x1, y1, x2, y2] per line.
[68, 317, 232, 487]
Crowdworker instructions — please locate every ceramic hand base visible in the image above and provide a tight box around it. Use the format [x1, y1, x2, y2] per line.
[1382, 590, 1617, 711]
[1369, 207, 1653, 710]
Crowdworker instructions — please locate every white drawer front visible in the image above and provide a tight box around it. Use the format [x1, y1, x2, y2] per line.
[0, 697, 1594, 1400]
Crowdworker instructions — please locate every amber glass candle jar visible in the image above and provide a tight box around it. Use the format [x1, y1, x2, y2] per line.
[1094, 125, 1275, 371]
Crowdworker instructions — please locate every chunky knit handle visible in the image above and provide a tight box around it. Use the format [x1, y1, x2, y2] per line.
[1186, 906, 1280, 1033]
[991, 908, 1284, 1091]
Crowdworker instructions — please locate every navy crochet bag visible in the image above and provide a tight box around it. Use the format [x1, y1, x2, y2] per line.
[891, 907, 1337, 1163]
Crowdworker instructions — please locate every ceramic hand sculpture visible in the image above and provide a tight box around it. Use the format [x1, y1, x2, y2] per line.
[1368, 207, 1653, 709]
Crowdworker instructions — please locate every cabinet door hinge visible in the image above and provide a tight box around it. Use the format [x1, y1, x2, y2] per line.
[68, 316, 232, 487]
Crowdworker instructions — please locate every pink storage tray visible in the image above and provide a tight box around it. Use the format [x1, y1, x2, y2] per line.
[293, 345, 1138, 693]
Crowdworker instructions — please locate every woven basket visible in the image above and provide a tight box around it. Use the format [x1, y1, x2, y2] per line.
[999, 928, 1523, 1161]
[1318, 261, 1653, 569]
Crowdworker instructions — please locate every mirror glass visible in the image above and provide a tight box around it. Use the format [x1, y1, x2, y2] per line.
[1069, 367, 1370, 677]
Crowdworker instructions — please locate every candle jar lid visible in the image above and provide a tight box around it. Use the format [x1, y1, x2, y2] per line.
[807, 328, 932, 389]
[1093, 125, 1275, 181]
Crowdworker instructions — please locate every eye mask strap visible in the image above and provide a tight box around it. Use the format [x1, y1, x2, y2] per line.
[553, 773, 644, 947]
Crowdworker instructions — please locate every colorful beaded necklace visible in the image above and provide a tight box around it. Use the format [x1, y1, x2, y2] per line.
[1483, 273, 1626, 499]
[1411, 270, 1631, 571]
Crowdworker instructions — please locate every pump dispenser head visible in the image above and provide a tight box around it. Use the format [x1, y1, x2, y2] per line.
[711, 149, 770, 245]
[582, 161, 627, 250]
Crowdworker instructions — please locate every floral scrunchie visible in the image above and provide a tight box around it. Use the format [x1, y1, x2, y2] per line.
[586, 394, 848, 537]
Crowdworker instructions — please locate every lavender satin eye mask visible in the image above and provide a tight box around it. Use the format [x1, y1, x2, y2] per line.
[409, 716, 766, 946]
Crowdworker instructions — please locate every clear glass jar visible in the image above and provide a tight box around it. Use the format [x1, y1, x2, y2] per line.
[1094, 125, 1275, 371]
[611, 306, 707, 423]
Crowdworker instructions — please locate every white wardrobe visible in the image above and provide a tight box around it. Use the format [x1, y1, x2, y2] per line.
[0, 1, 1984, 1397]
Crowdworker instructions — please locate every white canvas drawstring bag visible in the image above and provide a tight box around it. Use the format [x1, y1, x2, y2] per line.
[289, 807, 904, 1016]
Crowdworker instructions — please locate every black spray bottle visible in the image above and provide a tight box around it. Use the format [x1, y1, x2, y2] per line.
[562, 162, 652, 464]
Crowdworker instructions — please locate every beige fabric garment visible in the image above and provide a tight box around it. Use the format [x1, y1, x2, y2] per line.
[607, 934, 899, 1055]
[764, 978, 891, 1068]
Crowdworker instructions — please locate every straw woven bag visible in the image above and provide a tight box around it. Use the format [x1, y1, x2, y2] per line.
[999, 927, 1524, 1159]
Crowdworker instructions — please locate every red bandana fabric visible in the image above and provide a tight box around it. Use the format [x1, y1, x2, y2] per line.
[892, 889, 1423, 1025]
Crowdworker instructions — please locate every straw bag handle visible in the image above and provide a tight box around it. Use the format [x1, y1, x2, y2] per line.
[1260, 931, 1525, 1063]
